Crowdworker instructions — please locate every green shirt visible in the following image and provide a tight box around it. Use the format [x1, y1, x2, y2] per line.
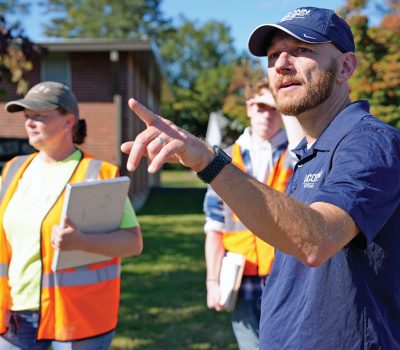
[3, 150, 138, 311]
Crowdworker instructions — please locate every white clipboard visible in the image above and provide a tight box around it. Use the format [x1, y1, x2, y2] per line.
[51, 176, 131, 271]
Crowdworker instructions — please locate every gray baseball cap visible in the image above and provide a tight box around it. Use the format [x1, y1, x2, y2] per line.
[5, 81, 80, 119]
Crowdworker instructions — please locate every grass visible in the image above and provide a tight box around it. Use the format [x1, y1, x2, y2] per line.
[160, 169, 207, 189]
[111, 170, 237, 350]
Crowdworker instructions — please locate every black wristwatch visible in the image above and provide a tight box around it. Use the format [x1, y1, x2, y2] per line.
[196, 145, 231, 184]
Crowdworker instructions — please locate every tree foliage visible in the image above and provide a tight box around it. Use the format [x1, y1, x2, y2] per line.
[42, 0, 172, 39]
[222, 57, 264, 127]
[0, 1, 44, 95]
[158, 17, 242, 135]
[41, 1, 262, 136]
[339, 0, 400, 128]
[159, 17, 265, 137]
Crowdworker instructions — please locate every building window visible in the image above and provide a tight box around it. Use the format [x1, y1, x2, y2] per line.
[41, 53, 71, 86]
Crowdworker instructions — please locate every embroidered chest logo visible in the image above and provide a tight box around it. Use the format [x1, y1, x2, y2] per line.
[303, 170, 323, 188]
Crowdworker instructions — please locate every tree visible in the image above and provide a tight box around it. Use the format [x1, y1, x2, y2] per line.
[0, 1, 45, 95]
[40, 2, 264, 136]
[157, 17, 264, 137]
[42, 0, 172, 39]
[339, 0, 400, 128]
[222, 57, 264, 127]
[158, 17, 241, 135]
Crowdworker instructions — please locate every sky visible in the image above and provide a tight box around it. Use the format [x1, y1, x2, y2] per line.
[160, 0, 347, 52]
[11, 0, 350, 53]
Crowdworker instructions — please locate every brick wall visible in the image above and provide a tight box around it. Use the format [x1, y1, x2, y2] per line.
[78, 102, 116, 163]
[0, 106, 27, 138]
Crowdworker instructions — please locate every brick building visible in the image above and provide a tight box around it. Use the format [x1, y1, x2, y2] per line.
[0, 38, 170, 207]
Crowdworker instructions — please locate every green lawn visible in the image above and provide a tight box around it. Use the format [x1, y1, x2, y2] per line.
[160, 169, 207, 188]
[111, 170, 237, 350]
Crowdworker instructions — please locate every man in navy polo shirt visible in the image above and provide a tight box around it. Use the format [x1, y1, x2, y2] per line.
[121, 6, 400, 349]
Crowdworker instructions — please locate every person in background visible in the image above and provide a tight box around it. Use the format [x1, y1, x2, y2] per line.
[203, 78, 303, 350]
[0, 81, 143, 350]
[120, 6, 400, 349]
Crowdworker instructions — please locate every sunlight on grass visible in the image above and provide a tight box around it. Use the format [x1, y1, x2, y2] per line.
[147, 305, 204, 323]
[161, 169, 207, 188]
[112, 337, 152, 350]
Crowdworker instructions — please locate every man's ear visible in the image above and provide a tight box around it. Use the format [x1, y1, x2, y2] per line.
[337, 52, 358, 83]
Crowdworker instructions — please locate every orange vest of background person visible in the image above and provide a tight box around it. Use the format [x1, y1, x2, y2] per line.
[222, 142, 294, 276]
[0, 151, 124, 341]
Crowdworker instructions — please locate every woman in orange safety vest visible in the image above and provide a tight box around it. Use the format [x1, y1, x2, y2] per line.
[0, 82, 143, 350]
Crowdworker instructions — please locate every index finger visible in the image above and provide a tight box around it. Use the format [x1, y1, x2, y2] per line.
[128, 98, 158, 127]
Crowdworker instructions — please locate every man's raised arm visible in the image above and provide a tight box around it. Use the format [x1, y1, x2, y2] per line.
[120, 98, 358, 267]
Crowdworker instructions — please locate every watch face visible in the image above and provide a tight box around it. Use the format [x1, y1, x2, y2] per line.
[214, 146, 231, 162]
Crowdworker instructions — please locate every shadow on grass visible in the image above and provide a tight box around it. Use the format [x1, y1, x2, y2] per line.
[137, 187, 207, 216]
[113, 187, 237, 350]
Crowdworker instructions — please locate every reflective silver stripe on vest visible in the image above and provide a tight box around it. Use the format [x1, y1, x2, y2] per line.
[0, 155, 30, 204]
[223, 205, 248, 232]
[42, 263, 120, 288]
[224, 214, 248, 231]
[0, 263, 8, 277]
[85, 158, 103, 181]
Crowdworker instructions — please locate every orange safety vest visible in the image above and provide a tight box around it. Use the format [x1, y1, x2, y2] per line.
[0, 151, 123, 341]
[222, 143, 294, 276]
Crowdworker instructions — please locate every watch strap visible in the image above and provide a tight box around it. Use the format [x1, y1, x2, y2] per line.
[196, 146, 231, 184]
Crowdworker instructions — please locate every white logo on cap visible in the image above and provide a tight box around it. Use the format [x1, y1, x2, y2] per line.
[30, 85, 51, 95]
[303, 34, 317, 39]
[280, 9, 311, 22]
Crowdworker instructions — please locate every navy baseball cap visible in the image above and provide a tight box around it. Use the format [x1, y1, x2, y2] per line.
[248, 7, 355, 57]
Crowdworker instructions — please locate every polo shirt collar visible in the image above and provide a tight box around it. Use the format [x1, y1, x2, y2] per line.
[292, 100, 371, 159]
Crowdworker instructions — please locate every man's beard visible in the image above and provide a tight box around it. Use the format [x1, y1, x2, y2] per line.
[272, 60, 338, 116]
